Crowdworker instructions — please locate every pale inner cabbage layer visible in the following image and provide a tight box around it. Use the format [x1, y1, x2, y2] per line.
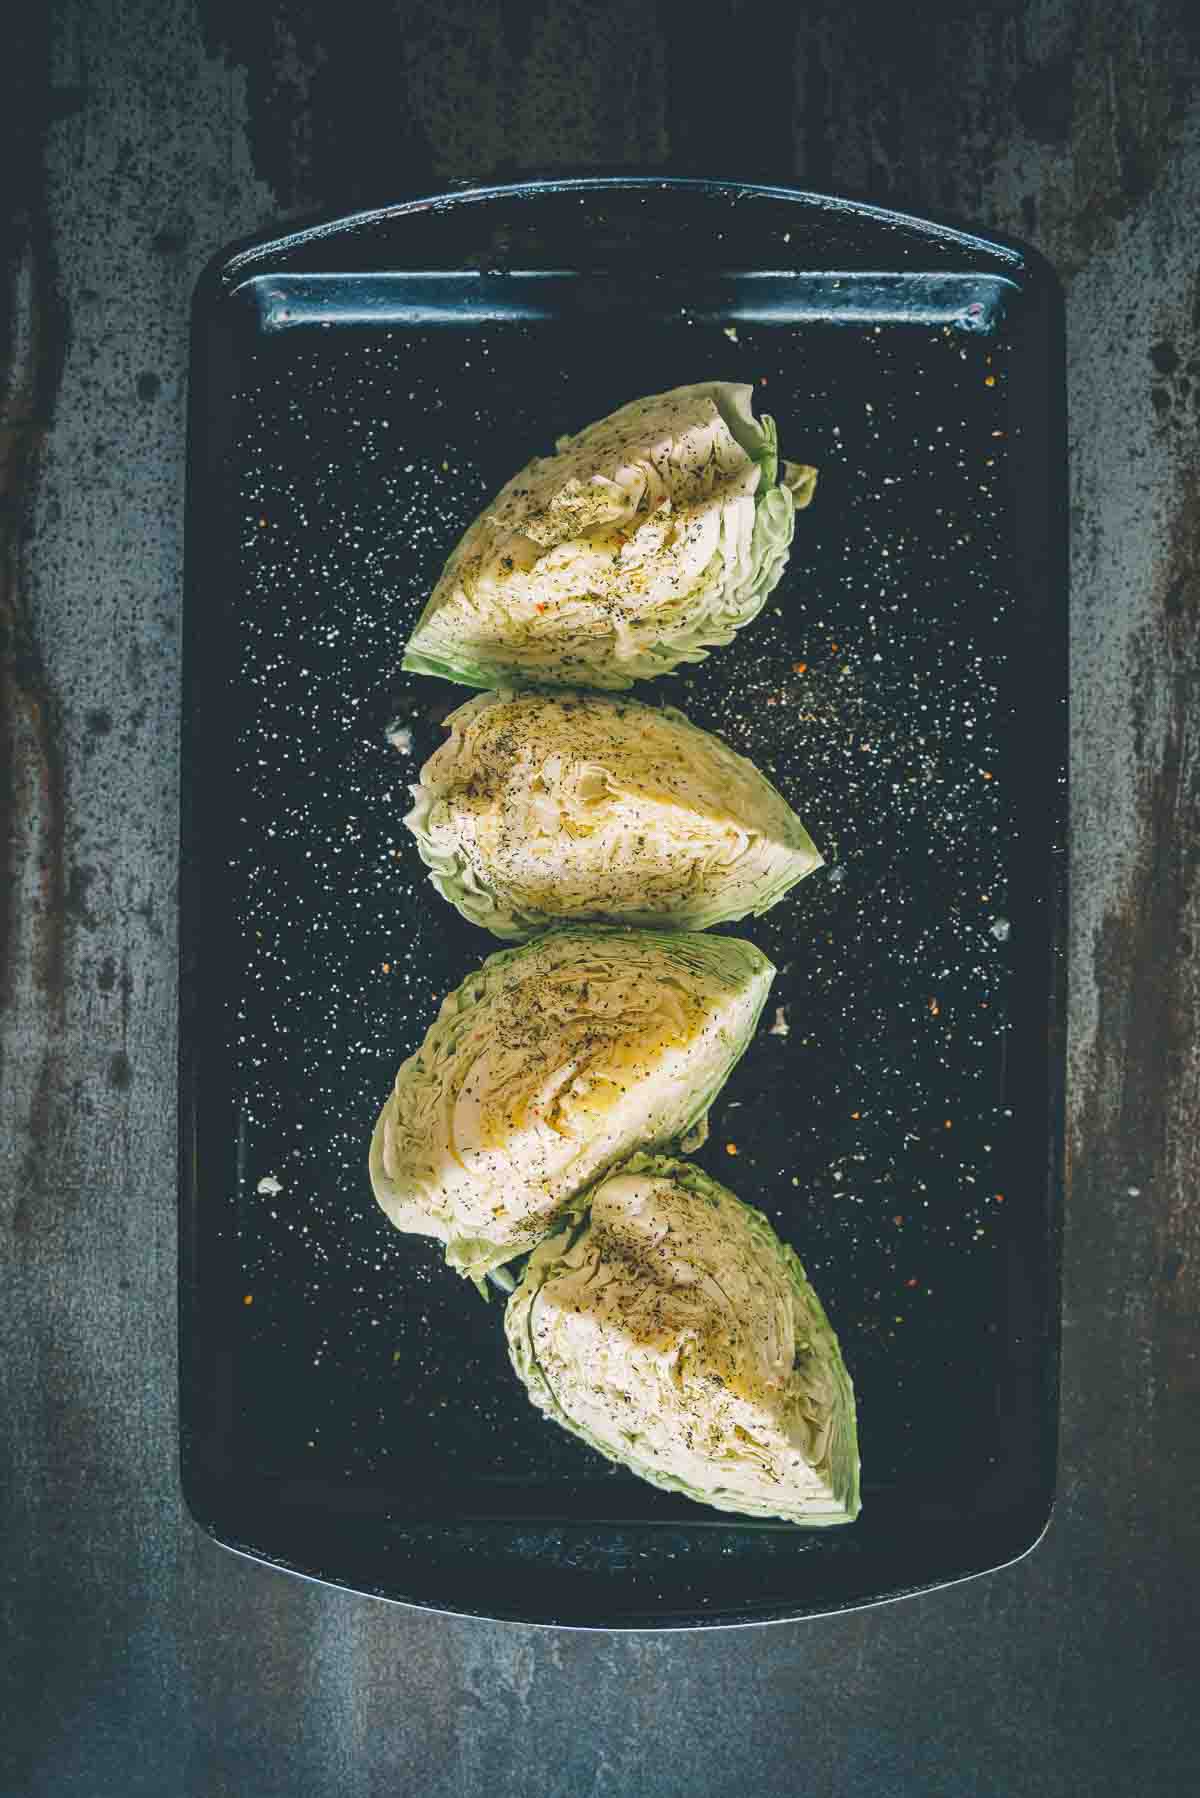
[507, 1157, 860, 1525]
[368, 929, 773, 1278]
[407, 688, 822, 938]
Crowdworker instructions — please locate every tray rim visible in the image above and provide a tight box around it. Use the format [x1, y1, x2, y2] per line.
[181, 1499, 1057, 1634]
[195, 170, 1057, 301]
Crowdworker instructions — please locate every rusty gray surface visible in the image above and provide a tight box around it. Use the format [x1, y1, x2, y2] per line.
[2, 2, 1197, 1794]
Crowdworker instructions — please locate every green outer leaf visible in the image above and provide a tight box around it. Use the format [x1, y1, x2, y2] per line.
[505, 1151, 861, 1526]
[755, 411, 780, 488]
[400, 383, 816, 691]
[403, 688, 823, 941]
[399, 646, 515, 690]
[369, 928, 775, 1280]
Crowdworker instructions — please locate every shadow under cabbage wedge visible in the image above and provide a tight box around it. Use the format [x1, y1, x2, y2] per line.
[405, 687, 823, 940]
[401, 381, 817, 692]
[504, 1153, 861, 1527]
[368, 926, 775, 1284]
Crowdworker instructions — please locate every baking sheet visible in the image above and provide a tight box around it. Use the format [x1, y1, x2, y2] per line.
[180, 178, 1065, 1627]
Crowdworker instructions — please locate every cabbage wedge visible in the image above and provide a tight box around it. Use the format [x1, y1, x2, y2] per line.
[368, 928, 773, 1280]
[402, 382, 817, 690]
[505, 1153, 861, 1526]
[405, 687, 822, 939]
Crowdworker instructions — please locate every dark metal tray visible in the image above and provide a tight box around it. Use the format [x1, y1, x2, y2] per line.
[180, 176, 1065, 1629]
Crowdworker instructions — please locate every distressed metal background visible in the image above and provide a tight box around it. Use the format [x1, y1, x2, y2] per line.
[2, 0, 1197, 1791]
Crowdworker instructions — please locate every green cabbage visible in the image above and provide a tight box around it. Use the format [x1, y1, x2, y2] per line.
[405, 687, 823, 939]
[368, 928, 773, 1281]
[505, 1153, 860, 1526]
[402, 382, 817, 691]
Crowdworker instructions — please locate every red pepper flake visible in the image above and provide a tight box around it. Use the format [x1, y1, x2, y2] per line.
[759, 376, 768, 385]
[994, 1193, 1005, 1204]
[830, 642, 839, 652]
[381, 962, 391, 973]
[981, 770, 994, 780]
[984, 374, 996, 387]
[243, 1294, 254, 1306]
[944, 1119, 953, 1130]
[725, 1142, 739, 1156]
[929, 998, 940, 1016]
[893, 1215, 905, 1226]
[850, 1111, 861, 1119]
[792, 661, 808, 675]
[905, 1277, 919, 1288]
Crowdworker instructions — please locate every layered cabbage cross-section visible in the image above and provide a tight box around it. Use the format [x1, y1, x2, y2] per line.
[402, 382, 817, 691]
[369, 928, 774, 1281]
[506, 1153, 860, 1525]
[405, 687, 822, 939]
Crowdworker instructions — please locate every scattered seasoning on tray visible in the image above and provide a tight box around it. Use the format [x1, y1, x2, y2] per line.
[223, 318, 1023, 1490]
